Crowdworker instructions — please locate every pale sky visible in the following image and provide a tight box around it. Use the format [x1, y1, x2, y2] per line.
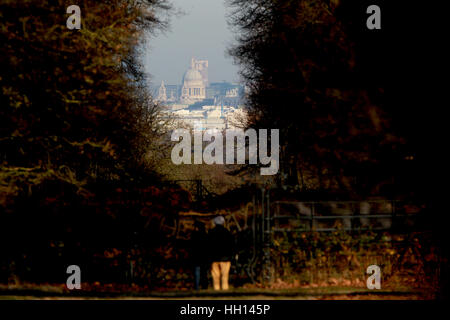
[143, 0, 240, 87]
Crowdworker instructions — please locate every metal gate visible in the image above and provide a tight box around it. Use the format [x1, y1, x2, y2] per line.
[236, 188, 273, 284]
[239, 188, 425, 285]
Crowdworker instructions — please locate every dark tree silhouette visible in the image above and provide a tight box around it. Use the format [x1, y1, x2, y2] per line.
[227, 0, 438, 201]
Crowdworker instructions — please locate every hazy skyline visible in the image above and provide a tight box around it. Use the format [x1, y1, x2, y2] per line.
[143, 0, 240, 87]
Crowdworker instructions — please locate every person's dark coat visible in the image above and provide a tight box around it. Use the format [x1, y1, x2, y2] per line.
[191, 226, 208, 265]
[207, 225, 234, 262]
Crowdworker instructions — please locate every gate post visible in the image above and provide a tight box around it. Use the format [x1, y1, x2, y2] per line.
[265, 190, 273, 284]
[261, 188, 265, 244]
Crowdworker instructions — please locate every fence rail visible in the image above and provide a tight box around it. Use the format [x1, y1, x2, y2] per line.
[240, 191, 426, 285]
[271, 200, 423, 233]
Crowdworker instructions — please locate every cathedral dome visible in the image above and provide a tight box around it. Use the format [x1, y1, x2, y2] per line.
[183, 68, 203, 83]
[180, 58, 207, 104]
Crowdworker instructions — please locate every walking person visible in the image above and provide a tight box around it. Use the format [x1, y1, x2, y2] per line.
[207, 216, 235, 290]
[190, 220, 208, 290]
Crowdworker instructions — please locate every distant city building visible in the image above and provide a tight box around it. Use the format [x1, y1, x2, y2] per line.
[171, 104, 247, 131]
[192, 58, 209, 87]
[180, 58, 207, 104]
[165, 84, 180, 102]
[226, 88, 238, 97]
[152, 58, 246, 130]
[156, 80, 167, 102]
